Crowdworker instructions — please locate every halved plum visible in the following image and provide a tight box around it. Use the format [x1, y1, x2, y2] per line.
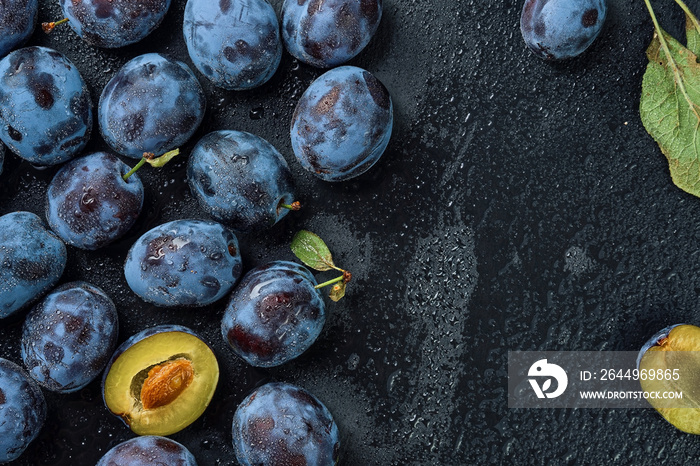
[638, 324, 700, 434]
[102, 325, 219, 436]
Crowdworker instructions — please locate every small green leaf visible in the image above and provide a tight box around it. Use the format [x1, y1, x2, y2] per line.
[329, 282, 346, 302]
[640, 1, 700, 197]
[146, 148, 180, 168]
[291, 230, 336, 271]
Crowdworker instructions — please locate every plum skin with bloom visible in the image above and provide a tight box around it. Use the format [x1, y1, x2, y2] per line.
[188, 130, 296, 232]
[60, 0, 172, 48]
[222, 261, 325, 367]
[291, 65, 393, 181]
[21, 282, 119, 393]
[281, 0, 382, 68]
[0, 212, 67, 319]
[46, 152, 144, 250]
[520, 0, 607, 60]
[96, 435, 197, 465]
[232, 382, 340, 466]
[124, 219, 243, 307]
[183, 0, 282, 90]
[99, 53, 206, 159]
[0, 46, 93, 166]
[0, 358, 46, 463]
[0, 0, 38, 58]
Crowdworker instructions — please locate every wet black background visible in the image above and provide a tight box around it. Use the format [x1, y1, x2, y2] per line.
[2, 0, 700, 464]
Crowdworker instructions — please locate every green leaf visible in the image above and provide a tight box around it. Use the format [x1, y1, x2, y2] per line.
[290, 230, 336, 271]
[146, 148, 180, 168]
[640, 4, 700, 197]
[329, 282, 346, 302]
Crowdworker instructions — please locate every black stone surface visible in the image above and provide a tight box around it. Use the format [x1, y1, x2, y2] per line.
[1, 0, 700, 464]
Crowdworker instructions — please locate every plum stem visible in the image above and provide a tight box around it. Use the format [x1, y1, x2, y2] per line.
[122, 153, 153, 181]
[42, 18, 69, 34]
[314, 270, 352, 289]
[122, 149, 179, 181]
[280, 201, 301, 211]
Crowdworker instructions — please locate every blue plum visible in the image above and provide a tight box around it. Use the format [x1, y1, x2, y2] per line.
[21, 282, 119, 393]
[281, 0, 382, 68]
[0, 47, 93, 166]
[0, 212, 66, 319]
[232, 382, 340, 466]
[0, 143, 4, 176]
[520, 0, 607, 60]
[183, 0, 282, 90]
[46, 152, 144, 250]
[222, 261, 325, 367]
[99, 53, 206, 160]
[60, 0, 171, 48]
[0, 358, 46, 463]
[0, 0, 38, 58]
[96, 436, 197, 465]
[124, 219, 243, 307]
[188, 130, 296, 232]
[291, 66, 392, 181]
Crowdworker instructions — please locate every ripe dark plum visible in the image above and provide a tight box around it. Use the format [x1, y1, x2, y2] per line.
[46, 152, 144, 250]
[232, 382, 340, 466]
[520, 0, 607, 60]
[21, 282, 119, 393]
[60, 0, 171, 48]
[0, 143, 4, 176]
[0, 358, 46, 463]
[291, 65, 392, 181]
[0, 47, 93, 166]
[0, 0, 38, 57]
[99, 53, 206, 159]
[0, 212, 67, 319]
[183, 0, 282, 90]
[187, 130, 296, 232]
[124, 219, 243, 307]
[281, 0, 382, 68]
[96, 436, 197, 465]
[221, 261, 325, 367]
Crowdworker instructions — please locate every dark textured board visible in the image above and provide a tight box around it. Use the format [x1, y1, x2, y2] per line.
[1, 0, 700, 464]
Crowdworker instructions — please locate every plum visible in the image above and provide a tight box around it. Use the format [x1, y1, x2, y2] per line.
[96, 436, 197, 465]
[98, 53, 206, 159]
[102, 325, 219, 436]
[46, 152, 144, 250]
[0, 46, 92, 166]
[290, 65, 392, 181]
[187, 130, 297, 232]
[638, 324, 700, 434]
[21, 281, 119, 393]
[58, 0, 171, 48]
[0, 212, 67, 319]
[0, 0, 37, 58]
[183, 0, 282, 90]
[281, 0, 382, 68]
[0, 358, 46, 463]
[124, 219, 243, 307]
[232, 382, 340, 466]
[222, 261, 325, 367]
[0, 143, 4, 176]
[520, 0, 607, 60]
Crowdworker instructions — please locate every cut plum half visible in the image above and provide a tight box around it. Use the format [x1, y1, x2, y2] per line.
[638, 324, 700, 434]
[102, 325, 219, 436]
